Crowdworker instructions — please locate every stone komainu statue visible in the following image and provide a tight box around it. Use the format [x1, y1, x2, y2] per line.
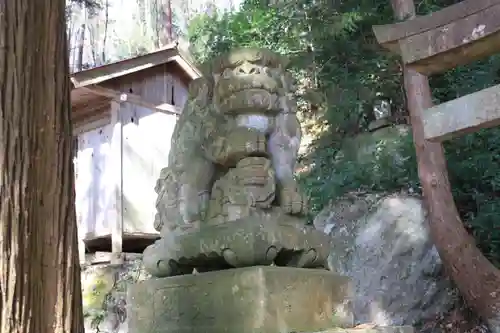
[143, 48, 329, 277]
[154, 48, 306, 234]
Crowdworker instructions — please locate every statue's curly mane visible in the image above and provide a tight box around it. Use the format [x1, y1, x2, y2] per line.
[200, 48, 290, 76]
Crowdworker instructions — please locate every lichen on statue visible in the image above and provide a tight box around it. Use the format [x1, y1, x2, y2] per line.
[153, 48, 307, 234]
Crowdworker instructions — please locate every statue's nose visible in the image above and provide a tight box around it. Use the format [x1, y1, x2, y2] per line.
[234, 62, 262, 75]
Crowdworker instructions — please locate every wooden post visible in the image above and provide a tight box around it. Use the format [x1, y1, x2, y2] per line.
[110, 100, 124, 265]
[72, 135, 87, 265]
[78, 237, 86, 265]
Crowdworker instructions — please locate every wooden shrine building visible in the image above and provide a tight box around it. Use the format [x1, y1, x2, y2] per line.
[70, 43, 201, 264]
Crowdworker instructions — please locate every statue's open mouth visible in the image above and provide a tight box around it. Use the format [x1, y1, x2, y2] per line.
[217, 73, 281, 98]
[215, 74, 283, 113]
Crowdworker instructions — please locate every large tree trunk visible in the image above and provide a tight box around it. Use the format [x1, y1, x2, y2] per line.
[0, 1, 85, 333]
[389, 0, 500, 330]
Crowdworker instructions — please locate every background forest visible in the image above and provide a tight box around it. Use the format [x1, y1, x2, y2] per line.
[66, 0, 239, 71]
[68, 0, 500, 267]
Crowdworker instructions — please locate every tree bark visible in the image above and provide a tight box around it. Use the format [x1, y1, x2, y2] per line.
[0, 1, 85, 333]
[389, 0, 500, 330]
[158, 0, 173, 47]
[102, 0, 109, 64]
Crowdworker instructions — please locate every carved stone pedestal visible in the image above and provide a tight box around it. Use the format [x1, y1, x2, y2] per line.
[128, 266, 354, 333]
[143, 216, 332, 277]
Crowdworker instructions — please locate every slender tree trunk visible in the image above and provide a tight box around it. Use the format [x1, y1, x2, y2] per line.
[158, 0, 173, 47]
[0, 0, 84, 333]
[389, 0, 500, 330]
[67, 5, 75, 70]
[77, 23, 86, 71]
[102, 0, 109, 64]
[153, 0, 161, 49]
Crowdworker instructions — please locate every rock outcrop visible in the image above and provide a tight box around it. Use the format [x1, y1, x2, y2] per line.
[81, 254, 150, 333]
[314, 193, 458, 326]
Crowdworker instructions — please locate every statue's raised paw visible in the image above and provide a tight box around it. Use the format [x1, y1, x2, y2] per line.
[280, 186, 308, 215]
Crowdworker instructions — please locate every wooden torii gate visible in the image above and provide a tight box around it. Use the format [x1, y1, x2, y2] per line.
[372, 0, 500, 328]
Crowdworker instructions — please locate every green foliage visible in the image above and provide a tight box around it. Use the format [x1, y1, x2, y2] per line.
[187, 3, 301, 64]
[445, 128, 500, 266]
[300, 130, 420, 214]
[187, 0, 500, 266]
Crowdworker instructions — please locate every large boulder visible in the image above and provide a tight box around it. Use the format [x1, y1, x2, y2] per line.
[314, 192, 457, 326]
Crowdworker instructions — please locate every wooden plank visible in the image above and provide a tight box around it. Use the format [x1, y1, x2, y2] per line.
[80, 251, 143, 265]
[80, 231, 160, 242]
[423, 83, 500, 142]
[73, 114, 111, 136]
[400, 4, 500, 75]
[72, 95, 110, 117]
[373, 0, 500, 75]
[110, 101, 124, 265]
[373, 0, 500, 45]
[78, 238, 86, 265]
[169, 54, 202, 80]
[83, 85, 182, 115]
[81, 252, 113, 265]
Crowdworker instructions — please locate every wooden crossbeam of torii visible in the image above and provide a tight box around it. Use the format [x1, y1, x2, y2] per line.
[373, 0, 500, 142]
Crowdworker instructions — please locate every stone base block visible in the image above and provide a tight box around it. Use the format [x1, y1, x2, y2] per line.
[128, 266, 353, 333]
[143, 216, 331, 277]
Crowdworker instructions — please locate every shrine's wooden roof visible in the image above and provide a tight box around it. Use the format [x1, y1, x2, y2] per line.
[70, 42, 200, 89]
[70, 43, 201, 132]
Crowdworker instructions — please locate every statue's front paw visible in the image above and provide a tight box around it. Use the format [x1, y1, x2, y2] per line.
[280, 186, 307, 215]
[142, 242, 174, 277]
